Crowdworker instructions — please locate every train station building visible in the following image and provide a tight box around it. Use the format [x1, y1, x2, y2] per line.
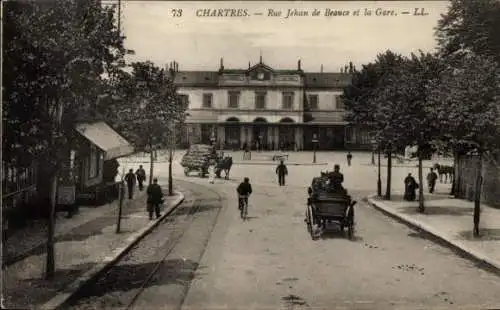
[174, 58, 372, 151]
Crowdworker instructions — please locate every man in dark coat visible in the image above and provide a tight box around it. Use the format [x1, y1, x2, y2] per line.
[276, 160, 288, 186]
[404, 173, 418, 201]
[328, 164, 346, 195]
[427, 168, 438, 193]
[346, 151, 353, 166]
[124, 169, 136, 199]
[147, 178, 164, 220]
[135, 165, 146, 191]
[237, 177, 252, 210]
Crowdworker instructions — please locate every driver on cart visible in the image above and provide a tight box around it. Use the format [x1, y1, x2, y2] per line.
[327, 164, 348, 196]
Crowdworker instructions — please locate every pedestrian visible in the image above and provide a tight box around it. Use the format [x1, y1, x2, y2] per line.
[135, 165, 146, 191]
[346, 151, 353, 166]
[427, 168, 438, 193]
[276, 160, 288, 186]
[146, 177, 164, 220]
[124, 169, 136, 199]
[404, 173, 418, 201]
[208, 160, 216, 184]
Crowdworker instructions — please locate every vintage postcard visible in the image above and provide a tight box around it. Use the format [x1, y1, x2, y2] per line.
[3, 0, 500, 309]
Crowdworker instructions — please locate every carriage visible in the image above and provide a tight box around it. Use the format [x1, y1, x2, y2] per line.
[181, 144, 217, 177]
[305, 175, 356, 240]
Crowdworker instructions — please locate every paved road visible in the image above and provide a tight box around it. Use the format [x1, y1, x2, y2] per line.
[103, 154, 500, 309]
[177, 180, 500, 309]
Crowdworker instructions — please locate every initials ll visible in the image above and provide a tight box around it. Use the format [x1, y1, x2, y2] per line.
[414, 8, 428, 16]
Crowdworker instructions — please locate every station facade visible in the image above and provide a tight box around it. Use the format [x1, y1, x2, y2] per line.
[174, 58, 372, 151]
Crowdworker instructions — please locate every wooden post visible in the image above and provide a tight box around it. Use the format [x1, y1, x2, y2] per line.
[116, 181, 124, 233]
[473, 153, 482, 237]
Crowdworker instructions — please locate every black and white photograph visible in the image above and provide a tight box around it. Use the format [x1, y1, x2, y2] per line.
[2, 0, 500, 309]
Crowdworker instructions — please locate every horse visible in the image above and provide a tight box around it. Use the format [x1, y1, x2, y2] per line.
[215, 156, 233, 179]
[433, 163, 454, 184]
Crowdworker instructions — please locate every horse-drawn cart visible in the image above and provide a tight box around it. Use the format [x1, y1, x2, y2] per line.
[305, 176, 356, 240]
[181, 144, 217, 178]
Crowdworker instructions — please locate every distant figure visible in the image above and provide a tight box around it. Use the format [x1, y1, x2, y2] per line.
[276, 160, 288, 186]
[135, 165, 146, 191]
[243, 143, 251, 160]
[208, 160, 216, 184]
[147, 178, 164, 220]
[427, 168, 438, 194]
[124, 169, 136, 199]
[404, 173, 418, 201]
[346, 152, 353, 166]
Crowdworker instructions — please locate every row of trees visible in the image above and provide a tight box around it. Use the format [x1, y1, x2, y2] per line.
[4, 0, 187, 277]
[342, 0, 500, 236]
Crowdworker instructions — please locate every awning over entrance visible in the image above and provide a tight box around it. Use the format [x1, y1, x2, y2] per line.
[75, 122, 134, 160]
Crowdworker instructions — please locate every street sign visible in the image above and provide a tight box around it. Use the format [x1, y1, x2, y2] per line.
[57, 185, 76, 205]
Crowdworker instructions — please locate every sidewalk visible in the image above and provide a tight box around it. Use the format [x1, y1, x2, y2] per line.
[367, 192, 500, 273]
[2, 185, 185, 310]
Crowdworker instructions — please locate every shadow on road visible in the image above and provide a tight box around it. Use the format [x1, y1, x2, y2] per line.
[173, 203, 221, 217]
[399, 206, 472, 216]
[458, 228, 500, 241]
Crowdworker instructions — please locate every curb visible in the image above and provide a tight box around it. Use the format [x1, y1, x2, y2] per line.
[233, 161, 328, 166]
[366, 195, 500, 274]
[40, 192, 185, 310]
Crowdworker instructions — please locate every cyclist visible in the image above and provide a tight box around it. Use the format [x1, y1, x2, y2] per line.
[237, 177, 252, 211]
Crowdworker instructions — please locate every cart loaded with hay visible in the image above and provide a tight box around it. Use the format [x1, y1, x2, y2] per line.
[181, 144, 218, 178]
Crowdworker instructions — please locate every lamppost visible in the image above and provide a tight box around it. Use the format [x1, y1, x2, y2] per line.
[377, 147, 382, 197]
[312, 133, 318, 164]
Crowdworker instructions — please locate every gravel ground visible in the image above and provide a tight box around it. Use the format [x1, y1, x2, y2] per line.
[69, 180, 223, 310]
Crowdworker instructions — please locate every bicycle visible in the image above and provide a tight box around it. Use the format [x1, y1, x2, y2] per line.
[239, 195, 249, 220]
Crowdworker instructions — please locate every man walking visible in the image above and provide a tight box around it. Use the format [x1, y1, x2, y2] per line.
[147, 178, 164, 220]
[346, 151, 353, 166]
[427, 168, 438, 194]
[276, 160, 288, 186]
[124, 169, 136, 199]
[135, 165, 146, 191]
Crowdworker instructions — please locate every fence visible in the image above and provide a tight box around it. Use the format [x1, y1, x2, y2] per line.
[456, 153, 500, 208]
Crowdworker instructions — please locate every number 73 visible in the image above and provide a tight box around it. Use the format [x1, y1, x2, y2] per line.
[172, 9, 182, 17]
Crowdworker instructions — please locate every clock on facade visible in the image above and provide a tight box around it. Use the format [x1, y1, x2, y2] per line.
[257, 72, 265, 80]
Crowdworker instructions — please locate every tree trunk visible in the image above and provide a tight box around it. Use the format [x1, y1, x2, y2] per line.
[473, 153, 483, 237]
[149, 143, 154, 185]
[384, 151, 392, 200]
[168, 147, 173, 196]
[451, 151, 458, 196]
[418, 156, 425, 213]
[45, 175, 57, 279]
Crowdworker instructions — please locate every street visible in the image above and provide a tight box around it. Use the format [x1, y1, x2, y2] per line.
[72, 151, 500, 309]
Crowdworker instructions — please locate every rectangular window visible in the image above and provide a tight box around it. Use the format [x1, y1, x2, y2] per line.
[308, 94, 318, 110]
[179, 94, 189, 108]
[335, 95, 345, 109]
[282, 92, 294, 110]
[255, 92, 266, 109]
[228, 91, 240, 108]
[202, 93, 213, 108]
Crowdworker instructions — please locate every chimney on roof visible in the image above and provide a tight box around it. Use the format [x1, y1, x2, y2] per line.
[298, 59, 301, 71]
[320, 64, 323, 73]
[259, 53, 263, 64]
[219, 57, 224, 71]
[248, 61, 251, 69]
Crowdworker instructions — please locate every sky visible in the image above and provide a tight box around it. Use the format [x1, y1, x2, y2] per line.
[119, 1, 450, 72]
